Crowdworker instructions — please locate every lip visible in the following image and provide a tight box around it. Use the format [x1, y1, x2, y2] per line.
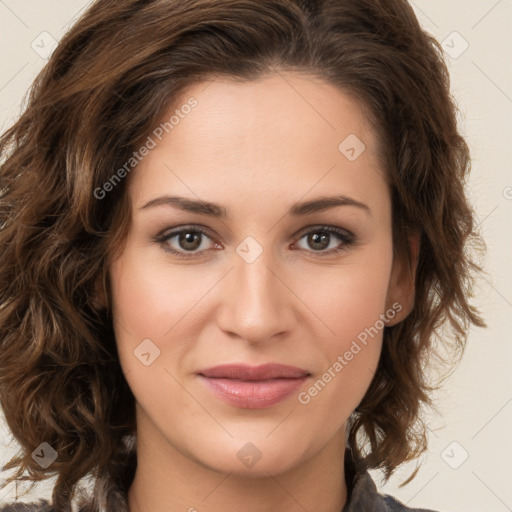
[198, 363, 310, 409]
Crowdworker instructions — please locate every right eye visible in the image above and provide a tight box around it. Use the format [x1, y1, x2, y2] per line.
[154, 226, 220, 258]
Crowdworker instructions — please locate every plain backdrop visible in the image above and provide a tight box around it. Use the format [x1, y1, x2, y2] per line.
[1, 1, 511, 511]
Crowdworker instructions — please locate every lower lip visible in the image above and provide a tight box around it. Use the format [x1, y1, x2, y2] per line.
[199, 375, 309, 409]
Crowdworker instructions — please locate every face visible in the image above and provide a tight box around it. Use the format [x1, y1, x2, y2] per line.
[106, 72, 413, 477]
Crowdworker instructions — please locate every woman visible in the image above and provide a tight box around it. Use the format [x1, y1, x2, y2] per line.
[0, 0, 485, 511]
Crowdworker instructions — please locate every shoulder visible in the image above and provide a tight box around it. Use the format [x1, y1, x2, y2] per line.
[349, 473, 441, 512]
[344, 455, 441, 512]
[382, 494, 440, 512]
[0, 500, 53, 512]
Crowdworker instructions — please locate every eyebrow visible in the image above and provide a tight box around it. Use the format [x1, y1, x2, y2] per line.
[139, 194, 371, 218]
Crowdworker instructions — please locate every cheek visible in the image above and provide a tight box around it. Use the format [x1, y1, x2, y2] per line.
[297, 255, 392, 353]
[109, 246, 205, 341]
[293, 252, 392, 408]
[108, 243, 231, 392]
[294, 278, 388, 436]
[108, 247, 175, 371]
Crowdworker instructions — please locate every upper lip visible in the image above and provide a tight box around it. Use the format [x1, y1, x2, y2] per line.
[198, 363, 310, 381]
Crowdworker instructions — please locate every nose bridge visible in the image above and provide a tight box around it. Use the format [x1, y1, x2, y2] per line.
[217, 240, 291, 343]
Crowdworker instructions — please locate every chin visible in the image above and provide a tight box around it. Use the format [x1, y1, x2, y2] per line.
[188, 435, 310, 477]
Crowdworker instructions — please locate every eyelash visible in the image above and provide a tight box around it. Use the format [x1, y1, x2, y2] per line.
[153, 224, 356, 259]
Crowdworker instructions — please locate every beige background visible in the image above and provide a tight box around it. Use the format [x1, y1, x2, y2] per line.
[1, 1, 511, 511]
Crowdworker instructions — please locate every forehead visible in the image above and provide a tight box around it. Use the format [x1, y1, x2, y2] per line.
[129, 72, 387, 214]
[169, 72, 377, 155]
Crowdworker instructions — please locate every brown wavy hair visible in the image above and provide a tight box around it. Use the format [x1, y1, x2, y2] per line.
[0, 0, 485, 510]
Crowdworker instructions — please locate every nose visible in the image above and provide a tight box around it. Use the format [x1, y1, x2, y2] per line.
[215, 247, 294, 345]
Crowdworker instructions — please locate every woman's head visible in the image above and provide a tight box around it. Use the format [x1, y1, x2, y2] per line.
[105, 71, 415, 481]
[0, 0, 484, 510]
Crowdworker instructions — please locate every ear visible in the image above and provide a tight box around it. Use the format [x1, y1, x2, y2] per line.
[385, 231, 420, 326]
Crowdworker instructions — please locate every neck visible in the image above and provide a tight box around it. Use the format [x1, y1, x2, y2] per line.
[127, 420, 348, 512]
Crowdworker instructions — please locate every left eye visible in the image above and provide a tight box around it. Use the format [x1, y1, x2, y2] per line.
[294, 227, 354, 253]
[155, 225, 355, 258]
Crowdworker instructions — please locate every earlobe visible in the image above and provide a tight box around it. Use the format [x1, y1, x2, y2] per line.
[385, 231, 420, 326]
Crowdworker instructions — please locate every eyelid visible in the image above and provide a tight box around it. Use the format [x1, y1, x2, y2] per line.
[294, 224, 354, 240]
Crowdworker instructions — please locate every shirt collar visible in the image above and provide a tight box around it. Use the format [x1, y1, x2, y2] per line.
[342, 447, 383, 512]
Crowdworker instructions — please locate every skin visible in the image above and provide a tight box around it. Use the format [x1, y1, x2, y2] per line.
[102, 71, 417, 512]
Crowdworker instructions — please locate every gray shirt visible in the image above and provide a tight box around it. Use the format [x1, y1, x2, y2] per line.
[342, 448, 437, 512]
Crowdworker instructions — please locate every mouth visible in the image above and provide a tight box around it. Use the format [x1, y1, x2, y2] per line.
[197, 363, 311, 409]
